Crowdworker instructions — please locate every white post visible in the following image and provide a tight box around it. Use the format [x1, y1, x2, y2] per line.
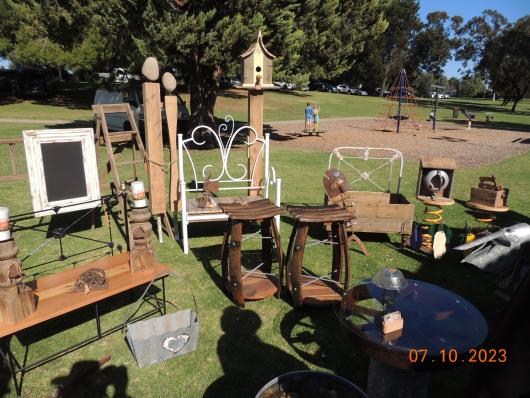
[178, 134, 189, 254]
[275, 178, 282, 233]
[264, 133, 270, 198]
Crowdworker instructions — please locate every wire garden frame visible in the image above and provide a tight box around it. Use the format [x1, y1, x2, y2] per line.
[328, 147, 404, 194]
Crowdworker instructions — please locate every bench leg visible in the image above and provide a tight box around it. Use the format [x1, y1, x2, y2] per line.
[0, 338, 22, 397]
[182, 213, 189, 254]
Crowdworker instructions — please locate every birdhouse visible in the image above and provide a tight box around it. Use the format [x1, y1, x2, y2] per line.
[416, 157, 457, 205]
[240, 30, 276, 89]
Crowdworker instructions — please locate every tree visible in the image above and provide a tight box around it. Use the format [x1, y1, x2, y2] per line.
[408, 11, 461, 78]
[480, 16, 530, 111]
[454, 9, 509, 73]
[350, 0, 421, 95]
[131, 0, 388, 128]
[458, 75, 485, 97]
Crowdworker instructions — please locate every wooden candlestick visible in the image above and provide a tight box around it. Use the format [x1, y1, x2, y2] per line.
[129, 207, 156, 273]
[0, 239, 36, 324]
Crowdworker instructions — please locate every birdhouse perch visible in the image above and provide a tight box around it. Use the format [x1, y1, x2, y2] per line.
[240, 30, 276, 89]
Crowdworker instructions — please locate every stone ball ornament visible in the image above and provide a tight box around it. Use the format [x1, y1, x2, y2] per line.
[162, 72, 177, 93]
[142, 57, 160, 82]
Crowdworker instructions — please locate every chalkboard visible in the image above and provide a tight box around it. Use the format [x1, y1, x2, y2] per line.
[23, 128, 100, 216]
[41, 142, 87, 202]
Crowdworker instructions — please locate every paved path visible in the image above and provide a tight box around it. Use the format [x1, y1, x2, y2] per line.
[0, 118, 86, 125]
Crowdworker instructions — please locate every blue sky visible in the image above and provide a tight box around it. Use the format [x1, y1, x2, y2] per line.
[419, 0, 529, 77]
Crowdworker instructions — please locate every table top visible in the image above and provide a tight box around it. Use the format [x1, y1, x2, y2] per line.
[338, 279, 488, 370]
[0, 252, 171, 338]
[287, 205, 352, 223]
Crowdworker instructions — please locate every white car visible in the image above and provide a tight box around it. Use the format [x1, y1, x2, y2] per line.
[94, 85, 190, 133]
[336, 84, 354, 94]
[430, 92, 445, 99]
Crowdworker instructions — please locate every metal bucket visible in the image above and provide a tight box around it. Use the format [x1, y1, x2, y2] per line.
[255, 370, 368, 398]
[126, 309, 199, 368]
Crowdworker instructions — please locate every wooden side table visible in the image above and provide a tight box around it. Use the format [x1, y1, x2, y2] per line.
[285, 206, 352, 307]
[219, 199, 284, 307]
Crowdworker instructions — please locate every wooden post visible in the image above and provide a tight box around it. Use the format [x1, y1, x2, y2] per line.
[248, 89, 264, 196]
[165, 96, 179, 212]
[143, 83, 173, 240]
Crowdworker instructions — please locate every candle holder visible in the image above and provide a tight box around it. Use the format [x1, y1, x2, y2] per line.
[128, 205, 156, 273]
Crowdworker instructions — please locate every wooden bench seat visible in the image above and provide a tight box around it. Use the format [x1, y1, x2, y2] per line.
[0, 252, 170, 338]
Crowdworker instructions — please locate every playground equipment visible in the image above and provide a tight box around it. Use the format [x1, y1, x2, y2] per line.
[380, 69, 420, 133]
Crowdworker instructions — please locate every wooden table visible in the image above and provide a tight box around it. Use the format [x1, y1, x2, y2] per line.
[0, 252, 171, 396]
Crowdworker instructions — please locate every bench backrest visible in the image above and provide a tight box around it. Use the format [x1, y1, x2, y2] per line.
[178, 116, 271, 199]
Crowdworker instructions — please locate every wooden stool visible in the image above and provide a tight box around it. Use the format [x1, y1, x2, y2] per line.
[286, 206, 352, 308]
[220, 199, 284, 307]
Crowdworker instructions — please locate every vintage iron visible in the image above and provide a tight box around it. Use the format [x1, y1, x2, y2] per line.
[454, 223, 530, 274]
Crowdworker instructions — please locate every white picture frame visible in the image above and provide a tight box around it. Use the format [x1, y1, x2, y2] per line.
[23, 128, 100, 216]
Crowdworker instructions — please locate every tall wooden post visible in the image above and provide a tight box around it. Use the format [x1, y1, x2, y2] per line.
[143, 82, 172, 241]
[248, 89, 264, 196]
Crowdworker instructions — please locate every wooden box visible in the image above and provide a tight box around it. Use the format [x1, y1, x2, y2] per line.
[470, 187, 507, 208]
[328, 191, 414, 234]
[416, 157, 456, 203]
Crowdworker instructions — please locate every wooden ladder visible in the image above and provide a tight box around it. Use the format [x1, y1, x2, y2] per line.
[92, 103, 148, 217]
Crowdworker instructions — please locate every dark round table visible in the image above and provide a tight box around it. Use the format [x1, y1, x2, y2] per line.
[338, 279, 488, 398]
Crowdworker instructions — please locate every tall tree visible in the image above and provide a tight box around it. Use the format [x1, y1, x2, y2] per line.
[480, 16, 530, 112]
[454, 9, 509, 72]
[408, 11, 461, 78]
[131, 0, 388, 127]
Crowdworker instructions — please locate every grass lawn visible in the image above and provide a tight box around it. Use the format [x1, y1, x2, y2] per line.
[0, 111, 529, 397]
[1, 82, 528, 132]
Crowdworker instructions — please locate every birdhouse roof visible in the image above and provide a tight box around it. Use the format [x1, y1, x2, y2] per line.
[240, 30, 276, 59]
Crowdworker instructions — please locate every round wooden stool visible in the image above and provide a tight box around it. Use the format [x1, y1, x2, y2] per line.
[285, 205, 352, 308]
[219, 199, 284, 307]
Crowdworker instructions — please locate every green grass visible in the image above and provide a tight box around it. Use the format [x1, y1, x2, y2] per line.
[2, 82, 528, 130]
[0, 110, 529, 397]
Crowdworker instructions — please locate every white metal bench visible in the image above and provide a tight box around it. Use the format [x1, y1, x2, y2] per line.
[177, 116, 281, 254]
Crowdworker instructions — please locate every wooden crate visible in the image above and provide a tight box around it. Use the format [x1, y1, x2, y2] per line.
[470, 187, 506, 208]
[328, 191, 414, 234]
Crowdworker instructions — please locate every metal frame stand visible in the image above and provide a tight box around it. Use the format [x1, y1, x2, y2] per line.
[0, 276, 167, 397]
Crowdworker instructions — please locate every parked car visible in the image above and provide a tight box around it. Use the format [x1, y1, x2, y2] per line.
[352, 88, 368, 96]
[336, 84, 354, 94]
[93, 84, 190, 134]
[430, 92, 445, 99]
[12, 67, 58, 97]
[322, 83, 338, 93]
[273, 81, 295, 90]
[220, 76, 241, 89]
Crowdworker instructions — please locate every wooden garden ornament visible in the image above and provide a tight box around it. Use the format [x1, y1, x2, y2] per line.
[142, 57, 173, 242]
[0, 209, 36, 324]
[162, 72, 180, 217]
[128, 186, 156, 273]
[240, 30, 276, 196]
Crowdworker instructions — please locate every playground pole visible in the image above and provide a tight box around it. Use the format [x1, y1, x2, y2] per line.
[396, 69, 404, 133]
[433, 88, 439, 130]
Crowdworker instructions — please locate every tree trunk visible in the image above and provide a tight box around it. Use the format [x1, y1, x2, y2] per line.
[188, 47, 219, 146]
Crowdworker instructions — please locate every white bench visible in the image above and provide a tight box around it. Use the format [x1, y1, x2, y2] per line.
[177, 116, 281, 254]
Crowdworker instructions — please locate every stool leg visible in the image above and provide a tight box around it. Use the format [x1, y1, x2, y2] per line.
[285, 220, 299, 292]
[339, 222, 352, 291]
[290, 222, 308, 308]
[261, 219, 272, 274]
[331, 222, 343, 283]
[221, 219, 232, 281]
[228, 220, 244, 307]
[349, 232, 369, 256]
[271, 219, 283, 298]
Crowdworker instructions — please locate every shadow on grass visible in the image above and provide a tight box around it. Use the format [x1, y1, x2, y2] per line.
[0, 360, 11, 398]
[50, 357, 131, 398]
[274, 90, 312, 98]
[203, 306, 308, 398]
[280, 307, 367, 388]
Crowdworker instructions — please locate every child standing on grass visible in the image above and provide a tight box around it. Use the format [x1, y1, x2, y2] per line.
[313, 104, 320, 132]
[305, 102, 313, 131]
